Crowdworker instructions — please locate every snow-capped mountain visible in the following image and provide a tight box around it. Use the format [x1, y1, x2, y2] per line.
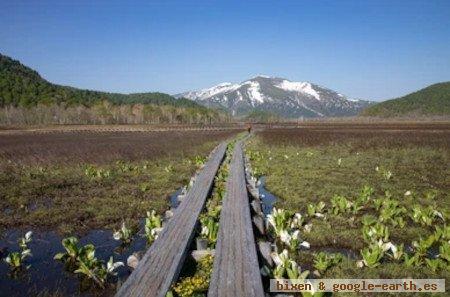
[176, 76, 373, 118]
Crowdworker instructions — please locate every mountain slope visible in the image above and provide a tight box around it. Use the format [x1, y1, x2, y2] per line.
[361, 82, 450, 117]
[176, 76, 372, 118]
[0, 53, 203, 109]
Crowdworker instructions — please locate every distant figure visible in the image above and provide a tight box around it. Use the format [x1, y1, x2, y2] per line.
[247, 125, 252, 134]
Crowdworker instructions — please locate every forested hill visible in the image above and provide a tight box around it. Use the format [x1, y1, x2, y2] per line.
[0, 53, 201, 109]
[361, 82, 450, 117]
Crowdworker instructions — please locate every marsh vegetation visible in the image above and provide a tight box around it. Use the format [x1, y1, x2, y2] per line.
[246, 123, 450, 293]
[0, 128, 239, 295]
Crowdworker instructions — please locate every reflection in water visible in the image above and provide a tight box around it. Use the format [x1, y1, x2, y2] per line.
[257, 176, 277, 215]
[0, 187, 186, 296]
[0, 228, 147, 296]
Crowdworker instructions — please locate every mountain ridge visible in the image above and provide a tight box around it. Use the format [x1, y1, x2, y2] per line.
[361, 81, 450, 117]
[176, 75, 373, 118]
[0, 53, 204, 109]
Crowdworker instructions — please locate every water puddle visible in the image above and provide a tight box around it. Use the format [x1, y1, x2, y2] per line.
[0, 186, 184, 296]
[257, 176, 277, 215]
[168, 187, 184, 209]
[0, 228, 147, 296]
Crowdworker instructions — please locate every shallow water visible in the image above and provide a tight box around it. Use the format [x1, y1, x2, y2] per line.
[169, 187, 184, 209]
[0, 188, 184, 296]
[257, 176, 277, 215]
[0, 228, 147, 296]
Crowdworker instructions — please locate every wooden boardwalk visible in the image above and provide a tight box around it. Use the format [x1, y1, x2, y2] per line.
[116, 142, 227, 297]
[208, 141, 265, 297]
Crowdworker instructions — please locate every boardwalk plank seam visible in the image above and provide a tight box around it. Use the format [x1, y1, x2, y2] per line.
[208, 141, 265, 297]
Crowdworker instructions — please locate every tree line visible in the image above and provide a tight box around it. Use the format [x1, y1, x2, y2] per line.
[0, 101, 231, 125]
[0, 54, 230, 124]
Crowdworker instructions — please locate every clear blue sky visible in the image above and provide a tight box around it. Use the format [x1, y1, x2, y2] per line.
[1, 0, 449, 101]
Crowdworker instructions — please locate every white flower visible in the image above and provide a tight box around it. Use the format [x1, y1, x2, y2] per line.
[300, 241, 310, 249]
[433, 210, 444, 221]
[113, 231, 121, 241]
[389, 243, 398, 254]
[381, 241, 394, 252]
[151, 227, 163, 239]
[280, 230, 291, 244]
[22, 249, 32, 257]
[271, 249, 289, 267]
[387, 243, 403, 259]
[304, 223, 312, 233]
[290, 213, 303, 228]
[266, 214, 276, 230]
[384, 170, 393, 180]
[271, 253, 282, 266]
[356, 260, 364, 268]
[107, 256, 124, 274]
[404, 191, 411, 196]
[25, 231, 33, 241]
[201, 226, 209, 237]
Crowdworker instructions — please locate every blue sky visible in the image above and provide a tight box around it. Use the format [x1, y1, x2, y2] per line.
[1, 0, 449, 101]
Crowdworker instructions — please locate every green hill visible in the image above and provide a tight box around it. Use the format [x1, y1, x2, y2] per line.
[0, 53, 202, 109]
[361, 82, 450, 117]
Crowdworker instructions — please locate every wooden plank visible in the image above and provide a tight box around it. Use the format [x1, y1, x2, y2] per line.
[116, 142, 227, 297]
[208, 141, 265, 297]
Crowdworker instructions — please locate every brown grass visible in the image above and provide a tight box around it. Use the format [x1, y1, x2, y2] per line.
[0, 129, 240, 166]
[255, 122, 450, 150]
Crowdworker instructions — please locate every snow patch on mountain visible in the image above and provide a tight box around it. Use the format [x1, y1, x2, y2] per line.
[347, 98, 363, 102]
[183, 82, 240, 100]
[275, 80, 321, 100]
[245, 81, 264, 105]
[175, 76, 373, 118]
[236, 90, 243, 101]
